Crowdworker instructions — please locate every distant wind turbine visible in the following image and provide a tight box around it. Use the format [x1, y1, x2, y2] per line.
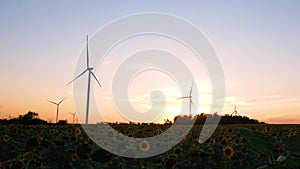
[67, 35, 101, 125]
[231, 104, 239, 116]
[48, 98, 65, 123]
[69, 112, 76, 124]
[177, 83, 195, 118]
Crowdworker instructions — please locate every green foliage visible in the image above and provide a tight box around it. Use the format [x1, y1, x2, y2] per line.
[284, 135, 300, 155]
[238, 127, 300, 169]
[237, 128, 275, 156]
[0, 124, 299, 168]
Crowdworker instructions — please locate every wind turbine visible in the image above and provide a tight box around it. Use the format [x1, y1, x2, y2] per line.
[69, 112, 76, 124]
[231, 104, 239, 116]
[177, 83, 195, 118]
[48, 98, 65, 123]
[67, 35, 101, 125]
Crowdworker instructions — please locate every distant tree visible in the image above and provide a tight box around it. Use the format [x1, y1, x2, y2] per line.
[19, 111, 38, 121]
[174, 113, 262, 125]
[164, 119, 172, 125]
[9, 111, 47, 124]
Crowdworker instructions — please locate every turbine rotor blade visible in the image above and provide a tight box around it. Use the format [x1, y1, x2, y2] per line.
[177, 96, 189, 99]
[48, 100, 57, 105]
[189, 82, 193, 96]
[191, 99, 196, 109]
[67, 69, 88, 86]
[86, 35, 89, 68]
[91, 72, 102, 87]
[58, 98, 65, 105]
[69, 112, 76, 115]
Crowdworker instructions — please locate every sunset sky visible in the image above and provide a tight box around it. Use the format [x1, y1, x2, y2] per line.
[0, 1, 299, 124]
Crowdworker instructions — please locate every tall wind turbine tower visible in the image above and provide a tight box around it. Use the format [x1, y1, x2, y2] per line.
[48, 98, 65, 123]
[67, 35, 101, 125]
[177, 83, 195, 118]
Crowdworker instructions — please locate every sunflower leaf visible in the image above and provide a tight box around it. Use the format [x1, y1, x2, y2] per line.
[285, 135, 300, 155]
[237, 128, 275, 156]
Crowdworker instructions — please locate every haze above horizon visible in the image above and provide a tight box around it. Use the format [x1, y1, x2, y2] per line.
[0, 1, 299, 124]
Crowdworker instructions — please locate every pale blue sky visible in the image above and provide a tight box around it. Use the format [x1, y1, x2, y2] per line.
[0, 1, 299, 123]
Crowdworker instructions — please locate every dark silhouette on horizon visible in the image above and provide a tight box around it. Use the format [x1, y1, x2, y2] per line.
[0, 111, 265, 125]
[173, 113, 264, 125]
[0, 111, 47, 125]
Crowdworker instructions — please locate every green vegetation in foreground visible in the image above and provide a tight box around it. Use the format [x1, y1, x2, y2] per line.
[0, 124, 300, 169]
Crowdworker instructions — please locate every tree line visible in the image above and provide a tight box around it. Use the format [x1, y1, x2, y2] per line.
[0, 111, 265, 125]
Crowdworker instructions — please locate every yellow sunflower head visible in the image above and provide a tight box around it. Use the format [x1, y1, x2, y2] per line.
[139, 140, 150, 152]
[49, 129, 56, 135]
[173, 147, 183, 156]
[71, 153, 79, 161]
[223, 146, 234, 158]
[106, 130, 115, 139]
[75, 127, 82, 136]
[157, 128, 163, 135]
[209, 138, 216, 144]
[3, 135, 10, 142]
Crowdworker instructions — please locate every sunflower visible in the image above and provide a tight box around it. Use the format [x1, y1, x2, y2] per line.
[37, 130, 43, 134]
[139, 140, 150, 152]
[208, 138, 216, 144]
[173, 147, 182, 156]
[49, 129, 56, 135]
[106, 130, 115, 139]
[75, 127, 82, 136]
[37, 136, 43, 143]
[71, 153, 79, 161]
[2, 135, 10, 142]
[223, 146, 234, 158]
[157, 128, 163, 135]
[128, 138, 136, 145]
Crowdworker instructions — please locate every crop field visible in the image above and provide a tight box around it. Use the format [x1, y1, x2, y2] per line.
[0, 124, 300, 169]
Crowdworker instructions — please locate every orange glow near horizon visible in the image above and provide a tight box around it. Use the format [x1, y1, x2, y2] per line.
[1, 87, 299, 124]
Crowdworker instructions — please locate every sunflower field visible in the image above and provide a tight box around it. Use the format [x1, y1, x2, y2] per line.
[0, 124, 299, 169]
